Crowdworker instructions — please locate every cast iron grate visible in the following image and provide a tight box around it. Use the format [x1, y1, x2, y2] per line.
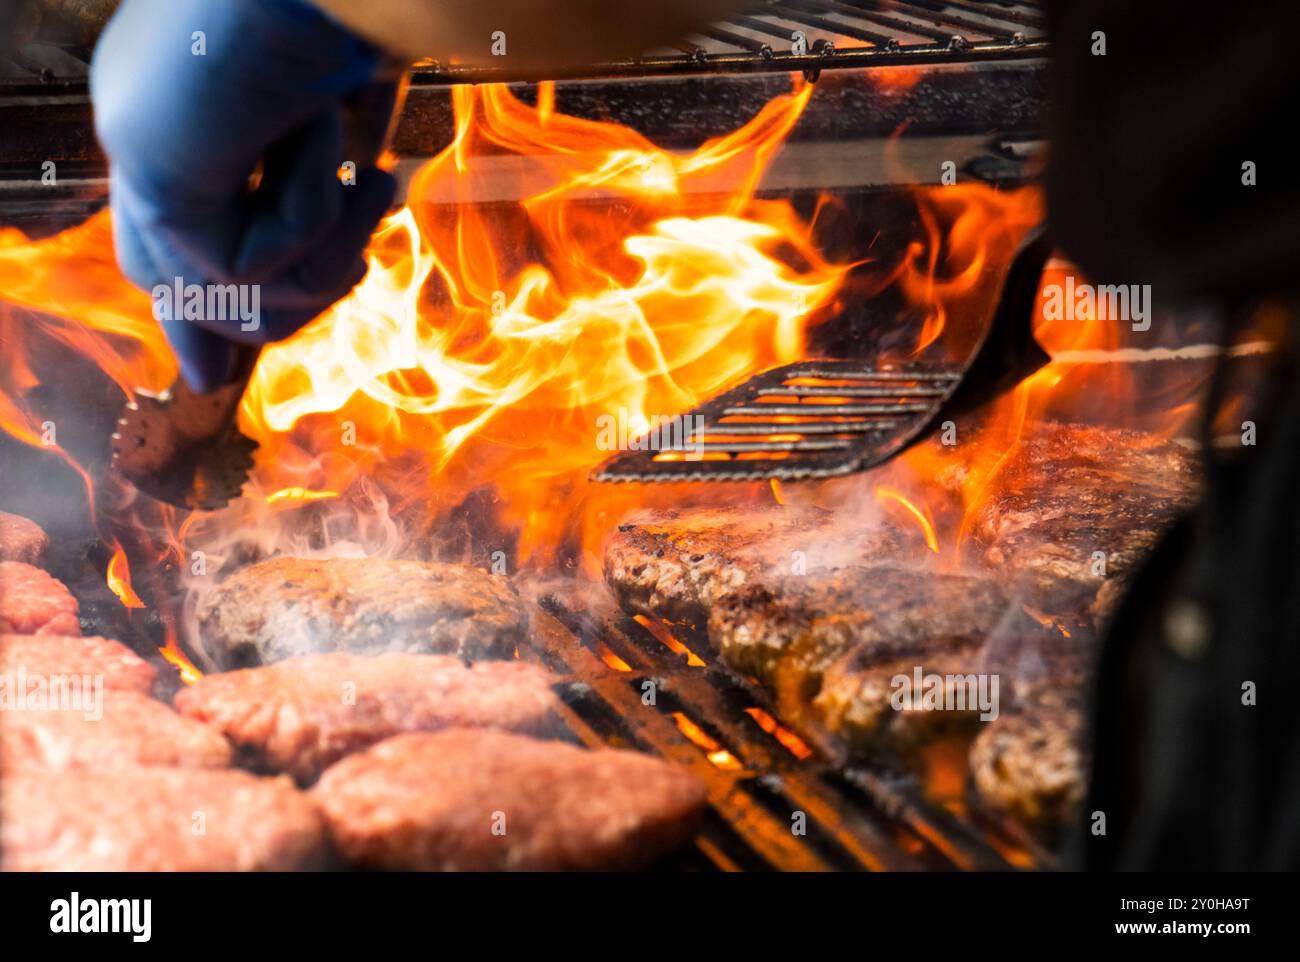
[528, 595, 1051, 871]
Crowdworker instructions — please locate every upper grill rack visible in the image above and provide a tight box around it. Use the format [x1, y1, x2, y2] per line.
[412, 0, 1046, 84]
[1, 1, 1046, 88]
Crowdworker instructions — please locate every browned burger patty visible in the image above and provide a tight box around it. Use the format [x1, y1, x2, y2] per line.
[813, 629, 1090, 757]
[312, 730, 707, 870]
[968, 686, 1087, 837]
[174, 652, 560, 782]
[0, 767, 325, 870]
[603, 505, 917, 628]
[813, 645, 984, 755]
[0, 562, 79, 635]
[942, 423, 1199, 619]
[709, 565, 1008, 714]
[0, 512, 47, 563]
[197, 556, 529, 668]
[1, 690, 232, 772]
[0, 633, 156, 693]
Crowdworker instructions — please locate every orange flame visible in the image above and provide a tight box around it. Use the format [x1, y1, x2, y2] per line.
[106, 545, 146, 609]
[874, 486, 939, 554]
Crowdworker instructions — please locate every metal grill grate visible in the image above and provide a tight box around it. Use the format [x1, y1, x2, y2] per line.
[525, 595, 1049, 871]
[410, 0, 1047, 84]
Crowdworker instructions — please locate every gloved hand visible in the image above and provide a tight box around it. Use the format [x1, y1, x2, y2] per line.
[91, 0, 399, 392]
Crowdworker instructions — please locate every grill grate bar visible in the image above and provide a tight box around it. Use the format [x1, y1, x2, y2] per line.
[531, 597, 1030, 871]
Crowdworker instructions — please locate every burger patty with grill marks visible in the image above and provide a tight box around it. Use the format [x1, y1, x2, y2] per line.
[196, 556, 529, 668]
[0, 562, 79, 635]
[0, 512, 47, 563]
[174, 652, 560, 782]
[1, 767, 326, 871]
[312, 730, 707, 871]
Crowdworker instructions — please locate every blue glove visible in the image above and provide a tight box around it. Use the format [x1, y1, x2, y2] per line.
[91, 0, 399, 391]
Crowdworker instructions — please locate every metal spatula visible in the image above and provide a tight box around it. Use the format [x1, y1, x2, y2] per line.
[592, 225, 1053, 483]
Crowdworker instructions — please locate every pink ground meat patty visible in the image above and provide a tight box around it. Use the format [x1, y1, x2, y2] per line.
[0, 562, 79, 635]
[1, 689, 232, 772]
[0, 512, 48, 563]
[312, 730, 708, 871]
[174, 652, 561, 782]
[1, 766, 325, 871]
[0, 633, 157, 693]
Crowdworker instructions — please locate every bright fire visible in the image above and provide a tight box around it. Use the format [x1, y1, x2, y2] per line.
[0, 76, 1216, 677]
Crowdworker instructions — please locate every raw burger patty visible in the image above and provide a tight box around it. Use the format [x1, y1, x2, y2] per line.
[197, 556, 528, 668]
[312, 730, 707, 871]
[1, 689, 232, 772]
[0, 633, 156, 693]
[0, 562, 79, 635]
[0, 512, 47, 563]
[174, 652, 560, 782]
[1, 767, 325, 871]
[604, 505, 916, 628]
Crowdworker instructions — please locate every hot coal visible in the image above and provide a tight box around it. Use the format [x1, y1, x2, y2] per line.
[174, 652, 561, 782]
[0, 766, 326, 870]
[312, 729, 707, 871]
[0, 561, 79, 635]
[196, 556, 529, 668]
[0, 511, 47, 563]
[1, 689, 232, 772]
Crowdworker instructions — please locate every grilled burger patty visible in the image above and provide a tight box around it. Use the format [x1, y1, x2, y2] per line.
[312, 729, 707, 871]
[1, 767, 325, 871]
[604, 505, 916, 628]
[0, 512, 47, 563]
[1, 689, 232, 772]
[0, 561, 79, 635]
[0, 633, 156, 693]
[946, 423, 1199, 619]
[813, 645, 985, 755]
[709, 565, 1007, 707]
[174, 652, 561, 782]
[196, 556, 529, 668]
[968, 685, 1087, 837]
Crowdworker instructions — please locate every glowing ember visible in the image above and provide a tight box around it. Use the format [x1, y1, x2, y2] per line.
[633, 614, 706, 667]
[597, 643, 632, 672]
[670, 712, 743, 770]
[105, 546, 146, 609]
[744, 707, 814, 760]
